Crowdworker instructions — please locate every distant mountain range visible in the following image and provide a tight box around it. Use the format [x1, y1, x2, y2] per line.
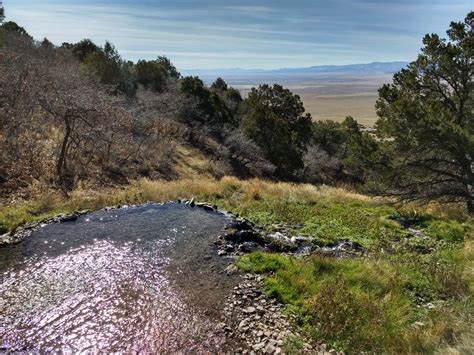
[180, 61, 409, 78]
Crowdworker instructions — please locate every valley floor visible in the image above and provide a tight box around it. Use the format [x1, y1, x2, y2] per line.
[1, 177, 472, 353]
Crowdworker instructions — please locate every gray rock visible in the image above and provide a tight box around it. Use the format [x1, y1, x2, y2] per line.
[243, 306, 256, 314]
[267, 232, 291, 242]
[264, 344, 276, 354]
[225, 264, 238, 274]
[239, 318, 249, 329]
[252, 342, 266, 351]
[60, 214, 78, 222]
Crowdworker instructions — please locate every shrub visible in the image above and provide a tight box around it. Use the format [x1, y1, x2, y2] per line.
[309, 276, 389, 352]
[282, 334, 305, 354]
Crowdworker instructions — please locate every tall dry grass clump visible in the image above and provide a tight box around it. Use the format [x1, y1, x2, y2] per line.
[0, 177, 371, 234]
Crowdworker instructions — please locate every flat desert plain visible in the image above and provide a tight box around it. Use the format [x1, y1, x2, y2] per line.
[220, 73, 394, 127]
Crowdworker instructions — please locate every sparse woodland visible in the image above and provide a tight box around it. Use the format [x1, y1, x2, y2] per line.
[0, 26, 275, 198]
[1, 13, 472, 213]
[0, 12, 473, 354]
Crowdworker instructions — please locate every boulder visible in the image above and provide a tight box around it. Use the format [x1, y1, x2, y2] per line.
[240, 242, 261, 253]
[225, 220, 253, 231]
[252, 342, 266, 351]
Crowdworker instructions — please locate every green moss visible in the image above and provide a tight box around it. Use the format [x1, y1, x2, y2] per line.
[282, 334, 305, 354]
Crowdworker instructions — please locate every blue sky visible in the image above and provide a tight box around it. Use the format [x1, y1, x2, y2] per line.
[3, 0, 473, 69]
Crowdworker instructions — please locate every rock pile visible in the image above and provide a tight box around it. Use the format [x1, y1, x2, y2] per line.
[214, 218, 366, 258]
[221, 274, 334, 354]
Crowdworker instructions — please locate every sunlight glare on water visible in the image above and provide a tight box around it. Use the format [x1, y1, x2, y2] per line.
[0, 203, 237, 352]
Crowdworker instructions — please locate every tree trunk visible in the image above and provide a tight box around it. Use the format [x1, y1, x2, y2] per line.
[57, 114, 72, 179]
[468, 199, 474, 215]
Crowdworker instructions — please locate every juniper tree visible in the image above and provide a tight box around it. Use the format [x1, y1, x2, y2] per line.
[375, 12, 474, 212]
[242, 84, 312, 177]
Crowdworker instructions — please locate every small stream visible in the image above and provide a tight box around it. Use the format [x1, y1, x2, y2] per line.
[0, 203, 239, 352]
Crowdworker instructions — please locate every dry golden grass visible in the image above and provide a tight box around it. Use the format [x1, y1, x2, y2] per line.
[0, 177, 373, 233]
[233, 74, 392, 128]
[300, 92, 379, 127]
[173, 145, 216, 179]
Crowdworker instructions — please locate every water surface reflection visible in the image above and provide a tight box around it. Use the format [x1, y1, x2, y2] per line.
[0, 203, 236, 352]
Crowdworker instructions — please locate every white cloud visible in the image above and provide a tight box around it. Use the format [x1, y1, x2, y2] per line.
[5, 0, 472, 69]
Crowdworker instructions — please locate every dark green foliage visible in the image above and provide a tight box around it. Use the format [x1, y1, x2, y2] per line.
[180, 76, 206, 96]
[242, 84, 312, 177]
[136, 59, 167, 91]
[118, 60, 138, 98]
[375, 11, 474, 212]
[210, 78, 244, 117]
[72, 39, 100, 61]
[303, 116, 380, 183]
[40, 38, 54, 50]
[223, 87, 242, 104]
[60, 42, 74, 50]
[211, 77, 228, 91]
[180, 76, 237, 126]
[0, 5, 4, 23]
[82, 42, 122, 85]
[312, 119, 347, 156]
[79, 41, 137, 97]
[1, 21, 30, 37]
[343, 128, 382, 181]
[156, 56, 180, 79]
[136, 56, 180, 92]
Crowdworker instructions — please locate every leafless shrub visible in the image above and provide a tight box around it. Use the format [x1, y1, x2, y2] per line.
[0, 29, 181, 194]
[223, 130, 276, 178]
[301, 146, 342, 184]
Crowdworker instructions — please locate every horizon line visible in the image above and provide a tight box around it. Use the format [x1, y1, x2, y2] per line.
[179, 60, 410, 73]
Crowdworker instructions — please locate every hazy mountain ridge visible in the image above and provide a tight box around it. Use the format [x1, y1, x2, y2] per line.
[181, 61, 409, 78]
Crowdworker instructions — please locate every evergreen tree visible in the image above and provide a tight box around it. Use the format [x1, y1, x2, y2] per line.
[375, 12, 474, 212]
[0, 3, 5, 24]
[242, 84, 312, 177]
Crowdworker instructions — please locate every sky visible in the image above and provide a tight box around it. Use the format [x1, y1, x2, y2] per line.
[3, 0, 473, 70]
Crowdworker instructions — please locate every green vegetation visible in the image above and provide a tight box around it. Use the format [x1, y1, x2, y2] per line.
[236, 248, 472, 353]
[0, 177, 472, 352]
[282, 333, 305, 354]
[302, 116, 381, 184]
[1, 13, 472, 214]
[1, 177, 469, 249]
[136, 56, 180, 92]
[0, 8, 473, 355]
[243, 84, 313, 177]
[0, 178, 376, 235]
[373, 12, 474, 212]
[180, 76, 239, 126]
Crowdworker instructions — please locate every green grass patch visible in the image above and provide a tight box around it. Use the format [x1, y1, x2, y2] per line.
[1, 178, 465, 255]
[0, 177, 471, 352]
[236, 251, 472, 353]
[425, 220, 466, 243]
[215, 195, 410, 249]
